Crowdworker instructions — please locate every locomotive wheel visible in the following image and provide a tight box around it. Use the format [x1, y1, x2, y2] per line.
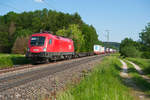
[69, 55, 72, 59]
[31, 59, 38, 65]
[45, 58, 49, 63]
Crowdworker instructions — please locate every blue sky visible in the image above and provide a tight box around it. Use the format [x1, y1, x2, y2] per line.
[0, 0, 150, 42]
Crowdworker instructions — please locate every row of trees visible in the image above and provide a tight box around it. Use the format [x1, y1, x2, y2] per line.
[0, 8, 102, 53]
[120, 23, 150, 58]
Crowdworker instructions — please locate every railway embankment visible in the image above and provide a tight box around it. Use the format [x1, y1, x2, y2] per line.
[0, 55, 104, 100]
[56, 57, 150, 100]
[1, 54, 150, 100]
[57, 57, 133, 100]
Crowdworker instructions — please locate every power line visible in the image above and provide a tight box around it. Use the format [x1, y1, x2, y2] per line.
[96, 30, 105, 41]
[0, 2, 21, 12]
[42, 0, 67, 12]
[105, 30, 111, 42]
[8, 0, 17, 6]
[105, 30, 111, 47]
[42, 0, 56, 10]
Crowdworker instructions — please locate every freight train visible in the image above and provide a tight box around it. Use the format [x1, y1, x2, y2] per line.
[93, 45, 116, 54]
[26, 32, 116, 63]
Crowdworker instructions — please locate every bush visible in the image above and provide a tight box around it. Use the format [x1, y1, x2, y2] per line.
[121, 46, 141, 58]
[0, 57, 13, 68]
[120, 38, 141, 58]
[141, 51, 150, 59]
[0, 54, 31, 69]
[10, 55, 31, 65]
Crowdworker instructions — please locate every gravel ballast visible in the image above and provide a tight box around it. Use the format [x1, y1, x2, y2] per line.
[0, 55, 104, 100]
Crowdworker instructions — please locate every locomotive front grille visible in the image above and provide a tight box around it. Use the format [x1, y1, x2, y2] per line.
[26, 52, 47, 58]
[32, 52, 46, 57]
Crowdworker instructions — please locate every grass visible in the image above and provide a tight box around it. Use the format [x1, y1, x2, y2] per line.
[110, 52, 120, 57]
[0, 53, 30, 69]
[57, 57, 133, 100]
[124, 60, 150, 95]
[127, 57, 150, 76]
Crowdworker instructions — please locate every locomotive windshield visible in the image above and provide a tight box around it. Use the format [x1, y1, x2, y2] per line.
[30, 36, 45, 46]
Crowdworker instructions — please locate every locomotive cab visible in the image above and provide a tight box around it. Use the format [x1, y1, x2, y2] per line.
[29, 36, 47, 53]
[26, 34, 51, 62]
[26, 32, 75, 63]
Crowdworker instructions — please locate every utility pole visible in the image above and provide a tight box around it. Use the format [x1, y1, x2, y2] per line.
[105, 30, 111, 47]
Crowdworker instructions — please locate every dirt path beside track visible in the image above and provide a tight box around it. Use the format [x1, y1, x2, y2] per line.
[119, 59, 150, 100]
[120, 59, 129, 78]
[128, 61, 150, 83]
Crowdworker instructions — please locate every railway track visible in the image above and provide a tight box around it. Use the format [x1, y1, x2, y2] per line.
[0, 55, 105, 92]
[0, 59, 67, 74]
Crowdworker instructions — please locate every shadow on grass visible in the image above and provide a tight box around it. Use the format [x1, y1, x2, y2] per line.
[10, 56, 31, 65]
[127, 67, 139, 74]
[143, 66, 150, 75]
[114, 63, 150, 98]
[128, 58, 150, 76]
[123, 76, 150, 98]
[114, 63, 122, 71]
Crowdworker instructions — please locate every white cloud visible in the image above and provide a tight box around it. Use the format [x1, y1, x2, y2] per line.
[34, 0, 43, 3]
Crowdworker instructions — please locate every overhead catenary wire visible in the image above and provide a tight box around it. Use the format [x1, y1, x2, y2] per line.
[42, 0, 56, 10]
[42, 0, 67, 12]
[97, 29, 108, 42]
[0, 2, 21, 12]
[99, 32, 107, 41]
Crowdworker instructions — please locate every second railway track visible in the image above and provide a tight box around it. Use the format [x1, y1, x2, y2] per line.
[0, 55, 105, 92]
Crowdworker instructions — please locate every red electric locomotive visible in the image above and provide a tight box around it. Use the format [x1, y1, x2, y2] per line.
[26, 32, 74, 63]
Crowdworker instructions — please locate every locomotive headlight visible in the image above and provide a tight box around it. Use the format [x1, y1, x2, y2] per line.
[43, 48, 47, 52]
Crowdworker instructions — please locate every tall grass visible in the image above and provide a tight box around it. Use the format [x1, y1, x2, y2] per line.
[110, 53, 120, 57]
[125, 60, 150, 95]
[0, 54, 30, 69]
[57, 57, 133, 100]
[127, 58, 150, 76]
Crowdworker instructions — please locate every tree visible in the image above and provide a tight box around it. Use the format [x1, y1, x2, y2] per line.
[139, 23, 150, 47]
[15, 29, 33, 38]
[0, 32, 10, 53]
[12, 29, 33, 54]
[0, 9, 100, 53]
[80, 24, 101, 52]
[139, 23, 150, 58]
[56, 24, 84, 52]
[12, 36, 30, 54]
[120, 38, 141, 57]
